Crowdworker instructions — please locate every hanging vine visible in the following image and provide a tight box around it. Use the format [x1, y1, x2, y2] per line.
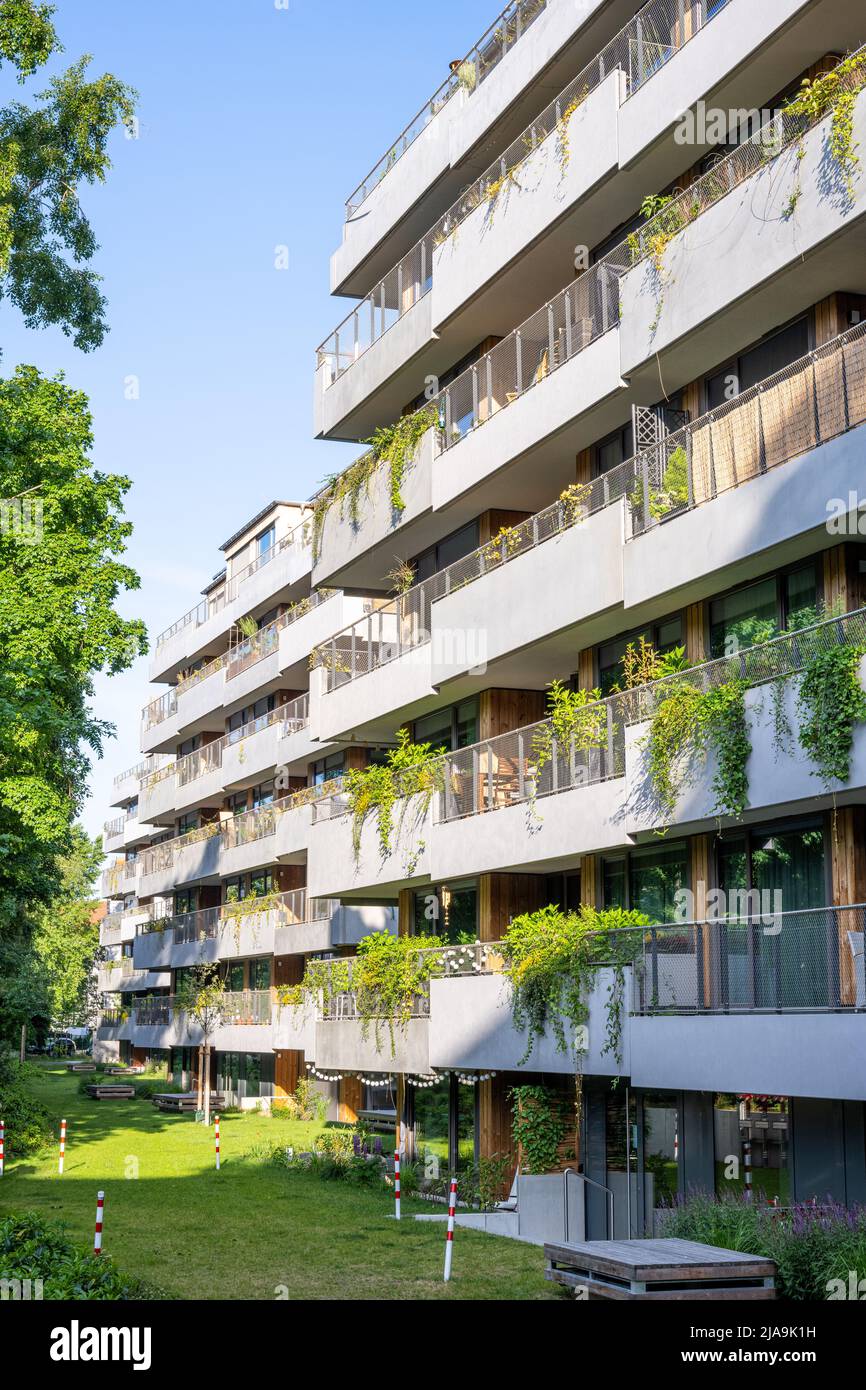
[310, 407, 436, 560]
[796, 643, 866, 789]
[642, 674, 750, 828]
[501, 904, 648, 1066]
[345, 727, 445, 863]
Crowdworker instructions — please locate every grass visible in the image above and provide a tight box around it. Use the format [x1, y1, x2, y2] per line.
[0, 1062, 557, 1300]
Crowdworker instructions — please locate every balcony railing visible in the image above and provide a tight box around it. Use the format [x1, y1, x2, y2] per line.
[153, 514, 312, 653]
[627, 906, 866, 1013]
[224, 590, 337, 681]
[164, 888, 336, 946]
[323, 0, 730, 382]
[345, 0, 548, 219]
[104, 816, 125, 837]
[139, 777, 346, 877]
[132, 989, 275, 1028]
[142, 688, 178, 733]
[436, 606, 866, 821]
[176, 738, 223, 789]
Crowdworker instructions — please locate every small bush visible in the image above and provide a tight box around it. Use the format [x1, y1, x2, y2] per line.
[271, 1078, 327, 1124]
[661, 1191, 866, 1300]
[0, 1213, 169, 1300]
[0, 1057, 51, 1155]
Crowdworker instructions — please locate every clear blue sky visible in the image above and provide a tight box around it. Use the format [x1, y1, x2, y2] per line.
[0, 0, 493, 842]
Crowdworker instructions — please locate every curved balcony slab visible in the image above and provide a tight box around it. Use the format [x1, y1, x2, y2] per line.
[275, 802, 315, 863]
[312, 429, 436, 592]
[432, 328, 625, 513]
[132, 930, 174, 971]
[624, 657, 866, 838]
[219, 830, 278, 880]
[273, 1001, 316, 1054]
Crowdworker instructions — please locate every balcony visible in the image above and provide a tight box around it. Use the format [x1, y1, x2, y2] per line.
[100, 860, 138, 899]
[624, 909, 866, 1100]
[103, 816, 125, 852]
[130, 990, 277, 1053]
[307, 785, 433, 899]
[617, 60, 866, 390]
[149, 520, 313, 684]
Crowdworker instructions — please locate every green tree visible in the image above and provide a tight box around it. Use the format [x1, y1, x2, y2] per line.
[32, 823, 102, 1028]
[0, 1, 137, 350]
[0, 367, 146, 935]
[177, 965, 227, 1125]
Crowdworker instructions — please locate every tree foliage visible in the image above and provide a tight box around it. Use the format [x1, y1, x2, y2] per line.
[0, 1, 137, 349]
[0, 368, 146, 933]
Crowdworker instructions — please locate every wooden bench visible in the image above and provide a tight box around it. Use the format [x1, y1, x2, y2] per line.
[66, 1062, 96, 1072]
[544, 1238, 776, 1301]
[85, 1084, 136, 1100]
[152, 1092, 224, 1114]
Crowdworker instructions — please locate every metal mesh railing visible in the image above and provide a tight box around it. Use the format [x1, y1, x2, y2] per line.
[134, 997, 173, 1026]
[176, 738, 223, 789]
[175, 654, 225, 697]
[626, 319, 866, 533]
[437, 607, 866, 821]
[104, 816, 125, 837]
[141, 688, 178, 733]
[438, 261, 620, 446]
[345, 0, 548, 219]
[627, 906, 866, 1012]
[324, 0, 730, 382]
[221, 802, 279, 850]
[153, 514, 313, 652]
[225, 590, 337, 681]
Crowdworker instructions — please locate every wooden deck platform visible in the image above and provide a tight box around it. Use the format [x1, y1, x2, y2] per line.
[544, 1238, 776, 1301]
[85, 1084, 136, 1100]
[152, 1092, 224, 1113]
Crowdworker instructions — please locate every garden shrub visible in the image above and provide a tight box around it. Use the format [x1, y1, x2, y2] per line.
[0, 1213, 169, 1299]
[0, 1057, 51, 1155]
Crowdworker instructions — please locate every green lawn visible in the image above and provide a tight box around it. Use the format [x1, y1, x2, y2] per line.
[0, 1063, 557, 1301]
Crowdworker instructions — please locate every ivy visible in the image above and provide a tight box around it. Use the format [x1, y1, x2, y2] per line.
[310, 408, 436, 561]
[796, 643, 866, 788]
[642, 675, 749, 828]
[345, 727, 444, 863]
[283, 930, 444, 1055]
[785, 51, 866, 199]
[530, 679, 610, 793]
[500, 904, 648, 1065]
[509, 1084, 570, 1175]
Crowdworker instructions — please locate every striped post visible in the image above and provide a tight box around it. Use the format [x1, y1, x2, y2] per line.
[743, 1140, 752, 1203]
[394, 1150, 401, 1220]
[214, 1115, 221, 1171]
[444, 1176, 457, 1282]
[0, 1118, 5, 1177]
[94, 1191, 105, 1256]
[58, 1118, 67, 1176]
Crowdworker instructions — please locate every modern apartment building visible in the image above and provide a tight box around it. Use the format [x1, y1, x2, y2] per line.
[98, 0, 866, 1236]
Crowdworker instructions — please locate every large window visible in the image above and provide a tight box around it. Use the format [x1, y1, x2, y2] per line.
[311, 751, 344, 786]
[412, 697, 479, 752]
[413, 881, 477, 944]
[715, 821, 827, 1007]
[602, 843, 688, 921]
[413, 521, 479, 583]
[709, 563, 819, 658]
[597, 616, 684, 695]
[594, 422, 633, 477]
[706, 317, 810, 410]
[714, 1095, 790, 1205]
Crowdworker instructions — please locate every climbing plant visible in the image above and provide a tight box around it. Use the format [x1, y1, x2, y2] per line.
[501, 904, 648, 1066]
[363, 405, 437, 513]
[796, 643, 866, 789]
[510, 1084, 570, 1175]
[642, 674, 750, 827]
[784, 51, 866, 199]
[280, 930, 444, 1054]
[346, 727, 445, 863]
[530, 679, 610, 792]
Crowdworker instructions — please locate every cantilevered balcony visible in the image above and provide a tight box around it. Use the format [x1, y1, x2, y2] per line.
[149, 517, 313, 685]
[617, 59, 866, 393]
[305, 607, 866, 893]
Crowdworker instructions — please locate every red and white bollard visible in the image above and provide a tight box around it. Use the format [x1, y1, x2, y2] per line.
[93, 1191, 105, 1256]
[214, 1115, 221, 1171]
[444, 1176, 457, 1282]
[394, 1150, 401, 1220]
[743, 1140, 752, 1203]
[58, 1118, 67, 1176]
[0, 1118, 5, 1177]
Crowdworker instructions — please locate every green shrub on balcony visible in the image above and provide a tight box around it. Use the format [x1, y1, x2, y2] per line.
[346, 727, 445, 864]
